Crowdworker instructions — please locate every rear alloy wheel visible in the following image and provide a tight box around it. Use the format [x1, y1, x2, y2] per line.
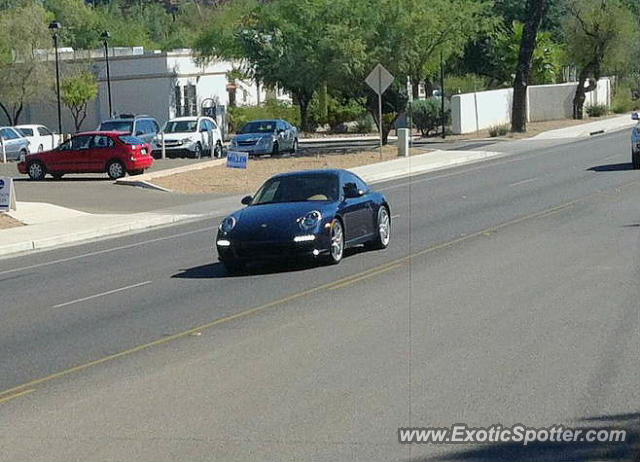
[365, 206, 391, 250]
[193, 143, 202, 159]
[27, 161, 46, 180]
[633, 150, 640, 169]
[325, 219, 344, 265]
[107, 160, 126, 179]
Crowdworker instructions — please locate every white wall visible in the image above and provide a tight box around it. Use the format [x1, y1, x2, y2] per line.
[451, 78, 613, 134]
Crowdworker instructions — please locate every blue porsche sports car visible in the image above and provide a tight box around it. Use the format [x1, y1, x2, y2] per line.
[216, 169, 391, 272]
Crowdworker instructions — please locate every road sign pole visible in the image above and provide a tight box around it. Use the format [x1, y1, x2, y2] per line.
[378, 71, 383, 159]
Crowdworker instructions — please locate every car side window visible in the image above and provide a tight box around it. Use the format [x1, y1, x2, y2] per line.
[134, 121, 145, 136]
[353, 174, 369, 194]
[19, 128, 34, 137]
[342, 172, 368, 196]
[92, 135, 114, 149]
[38, 126, 53, 136]
[1, 128, 19, 140]
[210, 120, 218, 131]
[70, 135, 92, 150]
[199, 120, 208, 132]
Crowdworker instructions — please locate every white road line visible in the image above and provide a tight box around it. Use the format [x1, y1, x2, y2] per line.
[0, 227, 214, 277]
[53, 281, 152, 308]
[509, 177, 538, 187]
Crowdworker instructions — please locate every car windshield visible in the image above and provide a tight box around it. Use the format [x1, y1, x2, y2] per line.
[119, 136, 146, 145]
[251, 174, 339, 205]
[16, 128, 33, 136]
[164, 120, 197, 133]
[99, 121, 134, 133]
[239, 121, 276, 134]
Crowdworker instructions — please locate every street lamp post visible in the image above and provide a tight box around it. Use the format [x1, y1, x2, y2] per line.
[49, 21, 62, 135]
[100, 31, 113, 118]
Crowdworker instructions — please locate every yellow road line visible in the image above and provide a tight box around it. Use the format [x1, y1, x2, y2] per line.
[0, 389, 35, 405]
[328, 264, 403, 290]
[0, 183, 627, 401]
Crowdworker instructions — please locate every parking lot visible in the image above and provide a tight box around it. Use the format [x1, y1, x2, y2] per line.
[0, 157, 223, 214]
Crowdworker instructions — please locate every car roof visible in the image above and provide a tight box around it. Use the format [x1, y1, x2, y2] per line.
[102, 115, 153, 122]
[273, 169, 345, 179]
[168, 116, 207, 121]
[15, 124, 44, 128]
[74, 130, 129, 136]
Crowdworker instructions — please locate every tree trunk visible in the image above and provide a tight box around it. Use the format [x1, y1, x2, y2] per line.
[411, 77, 420, 100]
[511, 0, 549, 133]
[298, 95, 312, 133]
[573, 66, 598, 120]
[0, 102, 11, 125]
[11, 103, 23, 126]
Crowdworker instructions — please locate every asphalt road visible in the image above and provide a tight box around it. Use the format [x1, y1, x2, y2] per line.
[0, 130, 638, 461]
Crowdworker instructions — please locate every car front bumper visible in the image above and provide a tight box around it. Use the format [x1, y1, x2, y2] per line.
[216, 234, 331, 262]
[228, 144, 272, 155]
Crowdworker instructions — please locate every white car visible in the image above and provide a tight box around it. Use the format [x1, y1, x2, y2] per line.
[154, 116, 223, 159]
[15, 124, 60, 152]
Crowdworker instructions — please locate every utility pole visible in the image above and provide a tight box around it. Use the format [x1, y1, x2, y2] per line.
[49, 21, 63, 135]
[440, 50, 446, 139]
[101, 31, 113, 117]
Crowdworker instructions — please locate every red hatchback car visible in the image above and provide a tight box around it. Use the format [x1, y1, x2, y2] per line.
[18, 131, 154, 180]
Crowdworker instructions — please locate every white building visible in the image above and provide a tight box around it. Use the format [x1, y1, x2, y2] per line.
[20, 48, 290, 133]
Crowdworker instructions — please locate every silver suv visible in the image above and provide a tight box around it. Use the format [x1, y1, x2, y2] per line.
[98, 114, 160, 146]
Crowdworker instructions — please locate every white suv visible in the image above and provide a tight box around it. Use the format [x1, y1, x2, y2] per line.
[155, 116, 223, 159]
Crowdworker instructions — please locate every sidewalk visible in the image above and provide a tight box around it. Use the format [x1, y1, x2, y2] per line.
[531, 114, 635, 139]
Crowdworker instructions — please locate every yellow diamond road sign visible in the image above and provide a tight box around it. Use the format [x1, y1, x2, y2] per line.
[365, 64, 394, 95]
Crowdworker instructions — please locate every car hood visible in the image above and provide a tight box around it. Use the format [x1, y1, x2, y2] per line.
[234, 133, 274, 143]
[162, 132, 197, 141]
[229, 202, 336, 240]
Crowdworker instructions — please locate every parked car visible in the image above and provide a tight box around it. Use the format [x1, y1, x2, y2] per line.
[18, 131, 154, 180]
[229, 119, 299, 157]
[215, 169, 391, 273]
[0, 126, 30, 160]
[154, 116, 224, 159]
[632, 112, 640, 168]
[15, 124, 60, 152]
[98, 114, 160, 146]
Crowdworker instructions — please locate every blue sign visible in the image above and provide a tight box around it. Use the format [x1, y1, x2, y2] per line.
[227, 151, 249, 169]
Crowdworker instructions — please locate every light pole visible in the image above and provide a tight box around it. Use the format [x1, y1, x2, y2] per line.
[440, 50, 446, 139]
[49, 21, 62, 135]
[100, 31, 113, 117]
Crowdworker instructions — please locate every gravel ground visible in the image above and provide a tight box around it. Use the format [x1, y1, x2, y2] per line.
[153, 146, 427, 194]
[0, 214, 23, 229]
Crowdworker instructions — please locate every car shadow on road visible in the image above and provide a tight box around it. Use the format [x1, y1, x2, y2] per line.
[172, 248, 367, 279]
[409, 412, 638, 462]
[13, 177, 112, 182]
[588, 163, 635, 172]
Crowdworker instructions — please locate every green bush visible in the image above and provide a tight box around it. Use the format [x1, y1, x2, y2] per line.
[355, 113, 375, 133]
[308, 93, 367, 132]
[488, 124, 510, 137]
[229, 100, 301, 133]
[447, 74, 490, 95]
[585, 104, 608, 118]
[411, 97, 451, 136]
[612, 84, 638, 114]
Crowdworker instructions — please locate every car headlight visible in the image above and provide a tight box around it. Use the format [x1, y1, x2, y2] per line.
[219, 216, 237, 233]
[298, 211, 322, 231]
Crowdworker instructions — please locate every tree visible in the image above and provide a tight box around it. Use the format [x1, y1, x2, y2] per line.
[564, 0, 637, 119]
[511, 0, 550, 133]
[61, 71, 98, 131]
[0, 2, 53, 125]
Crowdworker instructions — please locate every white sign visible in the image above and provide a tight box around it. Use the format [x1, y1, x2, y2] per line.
[227, 151, 249, 169]
[0, 177, 16, 212]
[365, 63, 394, 95]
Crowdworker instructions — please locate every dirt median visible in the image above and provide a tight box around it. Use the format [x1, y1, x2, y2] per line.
[0, 214, 24, 229]
[153, 146, 427, 194]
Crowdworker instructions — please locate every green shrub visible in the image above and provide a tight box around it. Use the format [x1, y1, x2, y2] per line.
[488, 124, 510, 137]
[612, 84, 638, 114]
[355, 113, 375, 133]
[585, 104, 608, 118]
[447, 74, 490, 95]
[229, 100, 301, 133]
[411, 97, 451, 136]
[308, 93, 367, 132]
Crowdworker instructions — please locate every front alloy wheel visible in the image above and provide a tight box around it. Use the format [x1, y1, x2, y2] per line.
[28, 161, 46, 180]
[326, 219, 344, 264]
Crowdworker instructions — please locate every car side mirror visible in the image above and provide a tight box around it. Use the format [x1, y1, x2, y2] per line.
[241, 195, 253, 205]
[343, 183, 363, 198]
[633, 112, 639, 121]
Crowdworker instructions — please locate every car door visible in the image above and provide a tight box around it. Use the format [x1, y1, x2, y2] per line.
[88, 135, 115, 172]
[37, 126, 56, 151]
[0, 128, 23, 159]
[61, 134, 92, 172]
[340, 172, 373, 243]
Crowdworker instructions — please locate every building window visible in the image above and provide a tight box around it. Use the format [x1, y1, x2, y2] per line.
[174, 84, 197, 117]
